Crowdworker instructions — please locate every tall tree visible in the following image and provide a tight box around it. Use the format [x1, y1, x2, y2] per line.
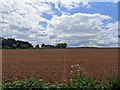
[2, 37, 33, 49]
[56, 43, 67, 48]
[41, 44, 45, 48]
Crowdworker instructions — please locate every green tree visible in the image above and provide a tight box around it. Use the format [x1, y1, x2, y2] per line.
[35, 44, 39, 49]
[2, 37, 33, 49]
[41, 44, 45, 48]
[56, 43, 67, 48]
[20, 44, 29, 49]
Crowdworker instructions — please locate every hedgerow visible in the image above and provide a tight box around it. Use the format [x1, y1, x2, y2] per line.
[1, 74, 119, 90]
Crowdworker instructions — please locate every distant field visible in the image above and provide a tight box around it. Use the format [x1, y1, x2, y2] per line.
[2, 48, 118, 83]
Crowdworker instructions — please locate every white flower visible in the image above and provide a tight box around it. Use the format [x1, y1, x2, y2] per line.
[74, 64, 77, 67]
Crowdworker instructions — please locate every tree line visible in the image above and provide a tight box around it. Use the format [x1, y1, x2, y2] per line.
[1, 37, 33, 49]
[40, 43, 67, 48]
[1, 37, 67, 49]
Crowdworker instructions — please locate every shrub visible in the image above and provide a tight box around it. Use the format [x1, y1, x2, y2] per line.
[1, 74, 120, 90]
[106, 75, 120, 90]
[66, 74, 97, 89]
[2, 78, 45, 90]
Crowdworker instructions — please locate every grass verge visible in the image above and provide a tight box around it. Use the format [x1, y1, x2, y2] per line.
[1, 74, 120, 90]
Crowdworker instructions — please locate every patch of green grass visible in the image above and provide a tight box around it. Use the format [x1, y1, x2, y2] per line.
[1, 74, 120, 90]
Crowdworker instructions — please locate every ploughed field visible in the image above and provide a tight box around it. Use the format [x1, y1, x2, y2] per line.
[2, 48, 118, 83]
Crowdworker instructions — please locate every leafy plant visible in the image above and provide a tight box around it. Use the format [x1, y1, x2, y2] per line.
[1, 74, 120, 90]
[106, 74, 120, 90]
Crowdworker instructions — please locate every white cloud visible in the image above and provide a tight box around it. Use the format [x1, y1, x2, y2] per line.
[32, 0, 89, 10]
[0, 0, 118, 47]
[1, 0, 50, 39]
[90, 0, 120, 3]
[47, 13, 111, 35]
[46, 13, 118, 47]
[105, 22, 118, 35]
[58, 0, 89, 10]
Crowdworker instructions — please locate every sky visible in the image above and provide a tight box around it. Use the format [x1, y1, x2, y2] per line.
[0, 0, 120, 47]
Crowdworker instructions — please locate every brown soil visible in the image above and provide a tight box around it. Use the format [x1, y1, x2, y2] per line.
[2, 48, 119, 83]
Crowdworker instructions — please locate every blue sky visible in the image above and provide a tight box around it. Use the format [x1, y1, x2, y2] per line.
[44, 2, 118, 18]
[1, 0, 119, 47]
[40, 2, 118, 27]
[70, 2, 118, 21]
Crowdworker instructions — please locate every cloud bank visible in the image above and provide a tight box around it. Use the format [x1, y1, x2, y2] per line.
[1, 0, 119, 47]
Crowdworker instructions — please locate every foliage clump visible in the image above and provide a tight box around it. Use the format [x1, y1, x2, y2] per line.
[1, 74, 119, 90]
[2, 37, 33, 49]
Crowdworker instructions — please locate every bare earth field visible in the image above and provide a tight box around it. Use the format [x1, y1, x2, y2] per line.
[2, 48, 119, 83]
